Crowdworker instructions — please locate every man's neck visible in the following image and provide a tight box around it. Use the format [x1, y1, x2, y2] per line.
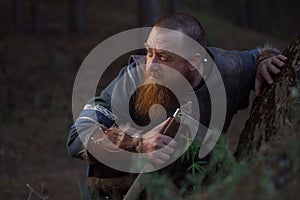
[191, 73, 203, 88]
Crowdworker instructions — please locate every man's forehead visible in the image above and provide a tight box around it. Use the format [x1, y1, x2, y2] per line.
[145, 27, 204, 58]
[146, 28, 184, 50]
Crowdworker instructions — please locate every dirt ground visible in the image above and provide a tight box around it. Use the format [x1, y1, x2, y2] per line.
[0, 1, 292, 199]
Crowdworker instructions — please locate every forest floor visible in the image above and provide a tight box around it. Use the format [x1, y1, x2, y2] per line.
[0, 0, 295, 199]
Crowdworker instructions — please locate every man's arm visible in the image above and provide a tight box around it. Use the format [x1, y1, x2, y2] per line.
[66, 65, 132, 162]
[67, 61, 177, 165]
[236, 47, 287, 108]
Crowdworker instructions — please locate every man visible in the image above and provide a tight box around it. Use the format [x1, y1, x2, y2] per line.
[67, 13, 287, 199]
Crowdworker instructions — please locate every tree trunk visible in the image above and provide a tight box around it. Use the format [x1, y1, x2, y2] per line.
[170, 0, 180, 13]
[236, 0, 269, 32]
[249, 0, 260, 31]
[31, 0, 41, 35]
[236, 0, 247, 27]
[139, 0, 161, 27]
[69, 0, 86, 35]
[13, 0, 23, 33]
[235, 35, 300, 162]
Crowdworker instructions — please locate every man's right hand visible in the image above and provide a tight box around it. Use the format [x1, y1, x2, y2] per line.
[141, 119, 177, 165]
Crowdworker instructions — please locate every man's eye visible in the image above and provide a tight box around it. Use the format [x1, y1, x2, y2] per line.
[159, 55, 171, 62]
[147, 50, 153, 57]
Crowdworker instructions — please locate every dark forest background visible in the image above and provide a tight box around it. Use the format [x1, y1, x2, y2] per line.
[0, 0, 299, 199]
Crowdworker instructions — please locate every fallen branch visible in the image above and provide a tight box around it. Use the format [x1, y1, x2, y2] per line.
[26, 183, 49, 200]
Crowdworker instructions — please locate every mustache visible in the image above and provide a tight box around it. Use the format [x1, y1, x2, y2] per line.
[144, 70, 162, 81]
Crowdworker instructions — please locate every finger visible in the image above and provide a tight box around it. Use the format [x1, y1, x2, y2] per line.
[277, 55, 287, 61]
[106, 133, 122, 142]
[116, 132, 125, 137]
[160, 144, 174, 154]
[154, 137, 176, 152]
[156, 117, 172, 132]
[116, 135, 124, 142]
[150, 156, 166, 165]
[152, 151, 170, 161]
[261, 63, 274, 84]
[100, 125, 108, 132]
[255, 74, 262, 96]
[106, 136, 118, 144]
[102, 135, 118, 146]
[271, 58, 285, 68]
[161, 135, 177, 147]
[267, 64, 281, 74]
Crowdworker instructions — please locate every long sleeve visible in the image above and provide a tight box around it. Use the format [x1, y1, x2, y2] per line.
[66, 59, 143, 161]
[236, 49, 260, 109]
[206, 47, 260, 132]
[67, 65, 132, 160]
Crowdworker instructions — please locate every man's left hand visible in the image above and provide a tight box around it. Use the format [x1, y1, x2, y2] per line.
[255, 54, 287, 95]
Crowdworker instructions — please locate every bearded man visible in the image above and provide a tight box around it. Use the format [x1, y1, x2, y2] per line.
[67, 13, 287, 199]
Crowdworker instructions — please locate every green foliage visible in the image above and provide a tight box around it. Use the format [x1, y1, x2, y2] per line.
[180, 134, 207, 176]
[192, 131, 300, 199]
[206, 134, 236, 178]
[141, 173, 178, 200]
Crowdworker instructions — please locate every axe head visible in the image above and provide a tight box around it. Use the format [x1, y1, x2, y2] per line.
[174, 101, 212, 157]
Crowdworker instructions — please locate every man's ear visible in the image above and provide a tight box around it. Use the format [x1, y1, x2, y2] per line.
[188, 53, 204, 75]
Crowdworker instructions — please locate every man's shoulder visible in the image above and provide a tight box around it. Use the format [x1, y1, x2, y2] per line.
[207, 47, 259, 67]
[207, 47, 241, 76]
[207, 47, 239, 62]
[109, 55, 145, 91]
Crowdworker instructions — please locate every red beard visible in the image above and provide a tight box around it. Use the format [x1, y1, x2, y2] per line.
[134, 72, 179, 122]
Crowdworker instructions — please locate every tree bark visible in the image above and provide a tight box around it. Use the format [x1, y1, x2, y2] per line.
[170, 0, 180, 13]
[31, 0, 41, 35]
[69, 0, 87, 35]
[139, 0, 161, 27]
[235, 35, 300, 162]
[237, 0, 247, 28]
[236, 0, 270, 32]
[13, 0, 23, 33]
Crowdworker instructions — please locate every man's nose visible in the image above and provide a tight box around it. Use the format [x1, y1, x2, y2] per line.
[147, 54, 160, 71]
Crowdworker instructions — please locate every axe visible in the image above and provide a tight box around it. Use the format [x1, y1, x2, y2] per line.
[123, 101, 212, 200]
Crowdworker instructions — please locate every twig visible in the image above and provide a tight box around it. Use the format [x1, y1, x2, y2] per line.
[26, 183, 49, 200]
[27, 190, 32, 200]
[123, 173, 144, 200]
[41, 182, 45, 195]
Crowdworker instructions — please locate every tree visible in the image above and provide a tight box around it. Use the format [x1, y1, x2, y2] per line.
[12, 0, 23, 33]
[199, 35, 300, 199]
[13, 0, 41, 34]
[30, 0, 41, 34]
[235, 35, 300, 161]
[236, 0, 270, 32]
[139, 0, 161, 27]
[69, 0, 87, 35]
[170, 0, 180, 13]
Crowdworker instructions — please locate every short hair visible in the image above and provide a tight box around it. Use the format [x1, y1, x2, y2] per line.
[154, 13, 206, 49]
